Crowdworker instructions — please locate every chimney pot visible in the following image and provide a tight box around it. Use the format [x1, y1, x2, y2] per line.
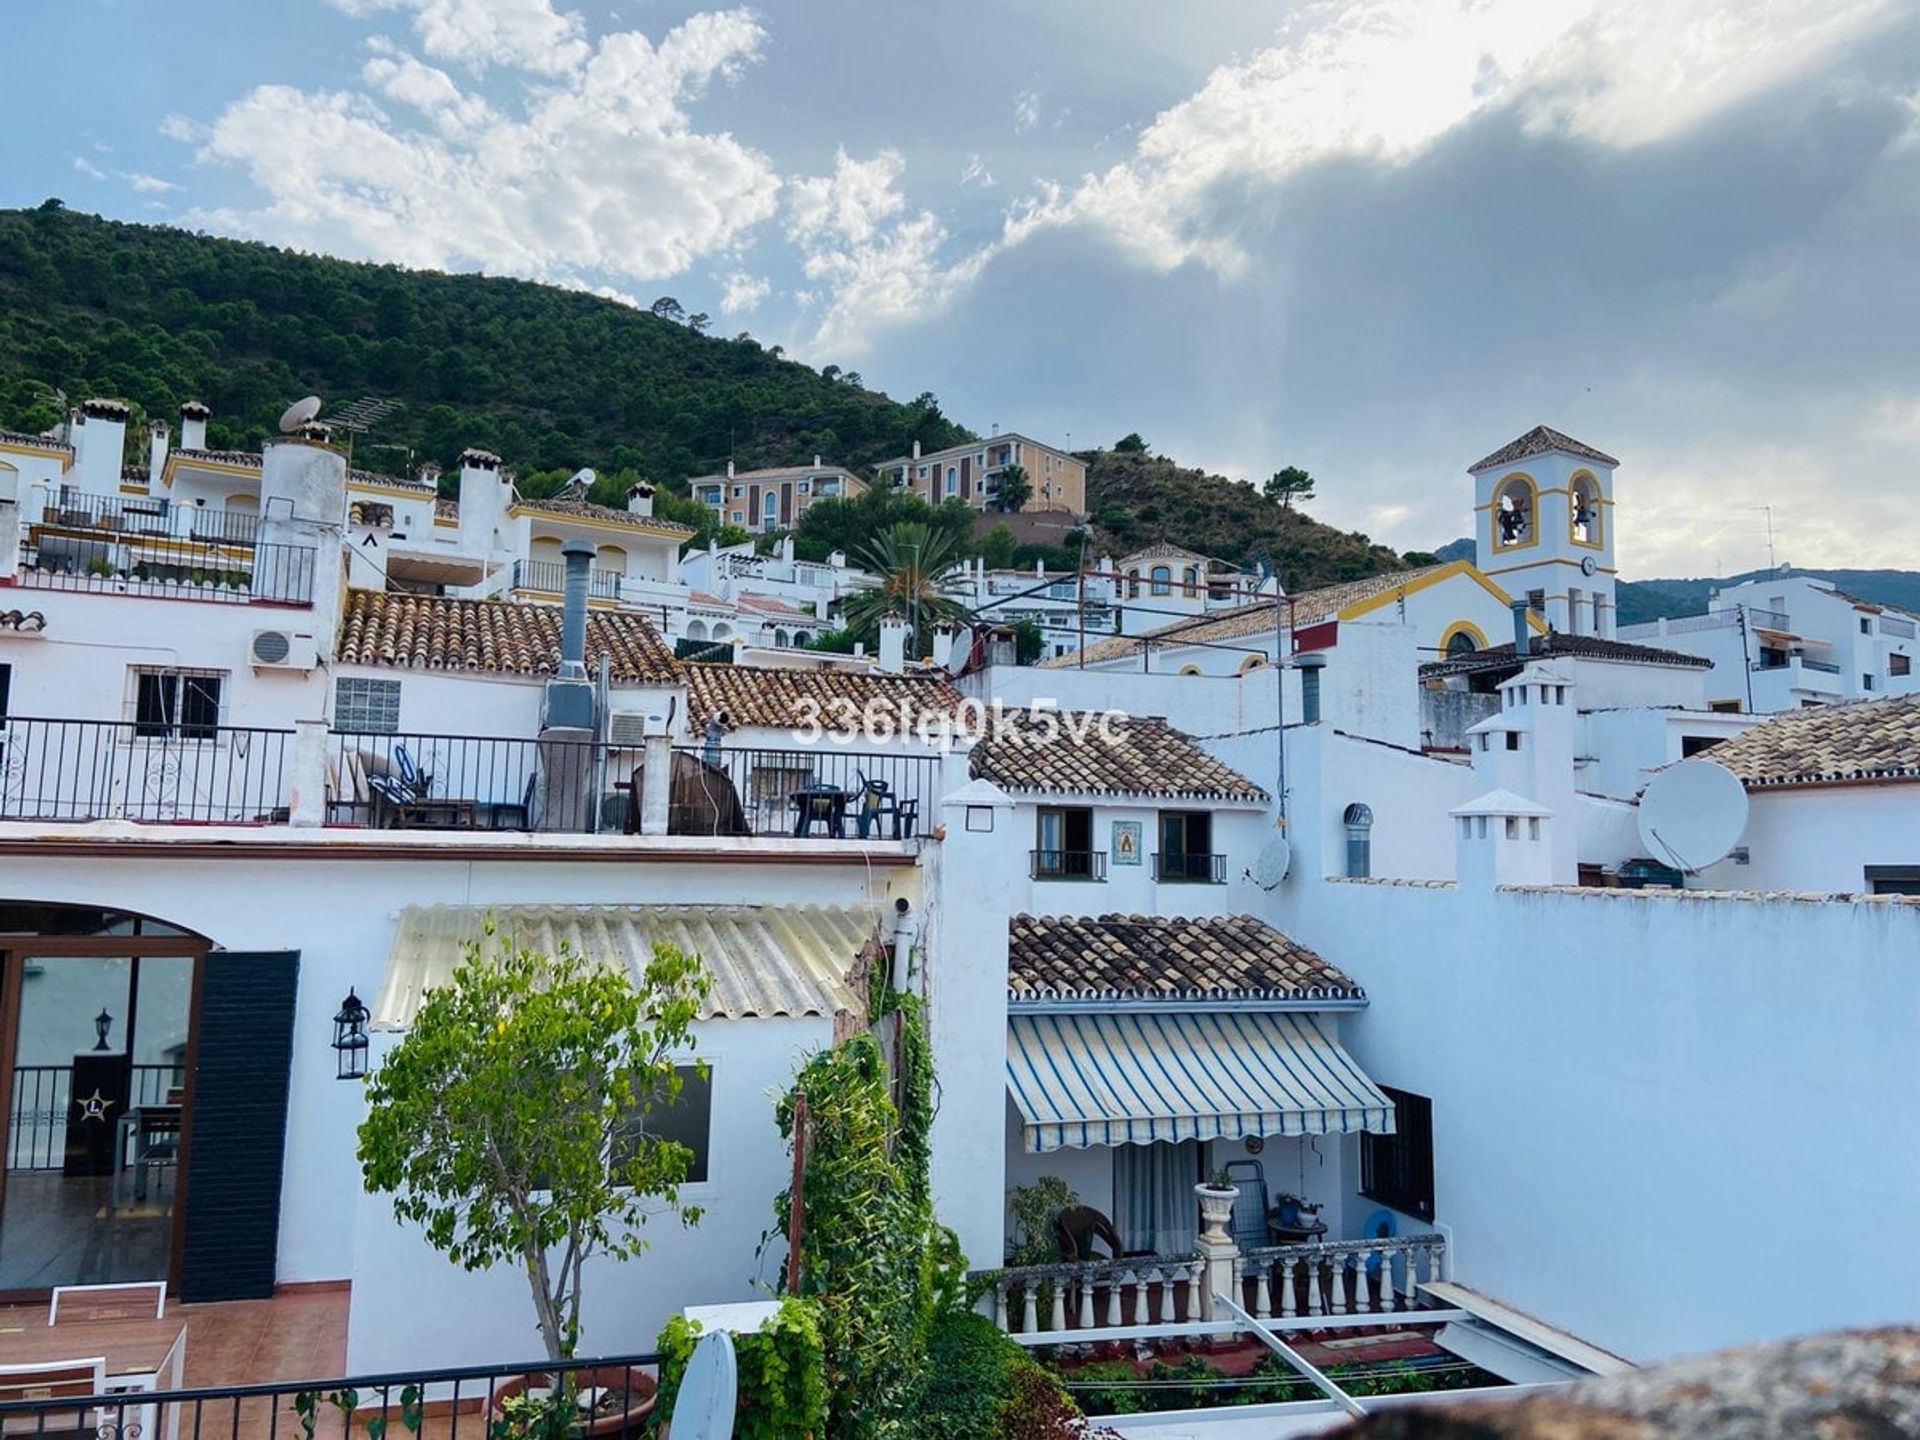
[726, 459, 735, 479]
[911, 440, 921, 460]
[627, 482, 655, 517]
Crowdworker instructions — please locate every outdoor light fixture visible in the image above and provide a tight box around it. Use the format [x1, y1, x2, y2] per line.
[93, 1008, 113, 1052]
[332, 988, 371, 1080]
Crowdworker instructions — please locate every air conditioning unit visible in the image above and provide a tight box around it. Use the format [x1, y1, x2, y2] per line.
[250, 629, 318, 671]
[607, 710, 666, 746]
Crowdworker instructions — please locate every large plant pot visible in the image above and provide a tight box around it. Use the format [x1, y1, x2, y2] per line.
[1194, 1183, 1240, 1244]
[490, 1365, 658, 1439]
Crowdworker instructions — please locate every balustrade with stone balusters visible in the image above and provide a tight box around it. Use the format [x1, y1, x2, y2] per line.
[979, 1255, 1208, 1336]
[1235, 1235, 1447, 1321]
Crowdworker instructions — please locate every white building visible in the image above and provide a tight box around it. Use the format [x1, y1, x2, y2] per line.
[1470, 424, 1620, 638]
[1617, 573, 1919, 712]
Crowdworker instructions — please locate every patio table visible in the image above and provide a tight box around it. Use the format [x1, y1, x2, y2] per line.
[0, 1314, 187, 1440]
[789, 786, 848, 837]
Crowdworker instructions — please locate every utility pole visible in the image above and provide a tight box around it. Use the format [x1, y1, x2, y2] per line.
[1751, 505, 1778, 570]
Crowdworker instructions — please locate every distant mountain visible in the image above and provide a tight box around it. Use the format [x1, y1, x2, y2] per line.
[1433, 537, 1476, 563]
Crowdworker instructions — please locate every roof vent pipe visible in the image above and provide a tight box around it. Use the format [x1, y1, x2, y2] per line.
[560, 540, 594, 679]
[1511, 599, 1533, 655]
[1296, 651, 1327, 724]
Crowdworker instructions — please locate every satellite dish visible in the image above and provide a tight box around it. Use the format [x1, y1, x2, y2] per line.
[278, 395, 323, 433]
[667, 1331, 737, 1440]
[1249, 837, 1292, 890]
[1637, 759, 1748, 873]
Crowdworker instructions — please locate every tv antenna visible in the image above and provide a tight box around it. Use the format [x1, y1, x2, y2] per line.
[330, 396, 402, 466]
[1749, 505, 1779, 571]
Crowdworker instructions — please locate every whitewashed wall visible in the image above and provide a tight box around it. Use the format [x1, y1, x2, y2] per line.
[1273, 875, 1920, 1362]
[1695, 784, 1918, 893]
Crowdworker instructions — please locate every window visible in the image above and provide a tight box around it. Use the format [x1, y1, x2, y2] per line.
[1157, 811, 1216, 882]
[1865, 866, 1920, 896]
[131, 668, 223, 739]
[1127, 569, 1141, 599]
[797, 480, 810, 496]
[1505, 731, 1521, 751]
[335, 677, 401, 734]
[946, 466, 957, 495]
[762, 492, 778, 527]
[1892, 654, 1911, 677]
[1863, 674, 1875, 692]
[1342, 803, 1373, 878]
[612, 1064, 712, 1184]
[1182, 566, 1199, 594]
[1526, 589, 1546, 616]
[1150, 565, 1172, 596]
[731, 485, 743, 498]
[0, 662, 10, 718]
[1860, 617, 1873, 635]
[1709, 699, 1743, 713]
[1034, 806, 1098, 879]
[1680, 734, 1724, 758]
[1361, 1086, 1434, 1221]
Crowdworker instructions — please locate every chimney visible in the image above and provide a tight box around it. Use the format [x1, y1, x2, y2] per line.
[829, 549, 846, 569]
[726, 459, 736, 479]
[1297, 651, 1327, 724]
[931, 622, 958, 670]
[147, 421, 169, 479]
[986, 625, 1017, 668]
[458, 448, 507, 541]
[781, 533, 795, 563]
[558, 542, 594, 679]
[991, 422, 1000, 437]
[911, 440, 921, 461]
[417, 461, 442, 488]
[878, 615, 910, 674]
[75, 398, 129, 494]
[813, 454, 822, 468]
[627, 482, 655, 517]
[1511, 599, 1534, 655]
[178, 401, 209, 452]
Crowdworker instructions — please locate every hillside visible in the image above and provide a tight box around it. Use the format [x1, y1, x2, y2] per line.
[1084, 449, 1407, 592]
[0, 202, 968, 483]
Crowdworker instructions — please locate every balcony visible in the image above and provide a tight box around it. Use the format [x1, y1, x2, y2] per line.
[1032, 849, 1107, 881]
[1155, 851, 1226, 883]
[15, 538, 316, 606]
[0, 717, 295, 823]
[32, 491, 260, 547]
[511, 558, 623, 601]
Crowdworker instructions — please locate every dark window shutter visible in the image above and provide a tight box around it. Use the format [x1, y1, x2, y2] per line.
[180, 950, 300, 1302]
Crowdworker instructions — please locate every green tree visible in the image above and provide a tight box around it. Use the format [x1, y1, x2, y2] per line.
[979, 523, 1017, 570]
[686, 312, 711, 334]
[1112, 432, 1149, 454]
[357, 932, 711, 1362]
[650, 296, 685, 322]
[994, 465, 1032, 513]
[1264, 465, 1316, 510]
[840, 522, 975, 653]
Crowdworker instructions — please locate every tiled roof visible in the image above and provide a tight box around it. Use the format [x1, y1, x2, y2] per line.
[1008, 913, 1363, 1002]
[685, 663, 962, 734]
[737, 593, 810, 617]
[969, 710, 1268, 801]
[0, 430, 73, 455]
[1469, 425, 1619, 473]
[350, 468, 435, 494]
[174, 447, 261, 469]
[336, 591, 683, 683]
[689, 464, 863, 483]
[1698, 694, 1920, 789]
[1042, 565, 1451, 668]
[1420, 634, 1713, 678]
[434, 496, 460, 521]
[515, 497, 695, 537]
[1123, 541, 1211, 564]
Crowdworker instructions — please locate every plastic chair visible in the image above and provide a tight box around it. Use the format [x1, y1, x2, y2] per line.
[50, 1282, 165, 1324]
[0, 1357, 107, 1438]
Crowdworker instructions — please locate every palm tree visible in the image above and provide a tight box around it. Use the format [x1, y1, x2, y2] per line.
[841, 522, 975, 654]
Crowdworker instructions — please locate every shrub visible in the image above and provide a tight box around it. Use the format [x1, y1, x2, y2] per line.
[917, 1312, 1092, 1440]
[654, 1296, 828, 1440]
[1059, 1361, 1145, 1416]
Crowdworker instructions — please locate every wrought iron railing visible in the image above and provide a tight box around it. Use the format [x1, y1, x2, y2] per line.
[0, 717, 294, 823]
[328, 730, 608, 833]
[16, 539, 317, 605]
[1155, 851, 1226, 883]
[0, 1350, 664, 1440]
[7, 1063, 181, 1170]
[670, 744, 936, 839]
[1031, 848, 1107, 880]
[511, 558, 623, 600]
[33, 491, 260, 546]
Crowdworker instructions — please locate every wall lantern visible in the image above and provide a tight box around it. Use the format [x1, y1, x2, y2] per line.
[93, 1008, 113, 1052]
[332, 989, 371, 1080]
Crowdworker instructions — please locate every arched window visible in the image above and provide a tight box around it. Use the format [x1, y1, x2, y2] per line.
[945, 466, 958, 496]
[1238, 654, 1268, 674]
[710, 622, 733, 641]
[1182, 565, 1200, 594]
[1179, 664, 1202, 676]
[793, 630, 811, 647]
[685, 619, 708, 641]
[1446, 628, 1478, 656]
[1343, 802, 1374, 879]
[1570, 472, 1602, 547]
[773, 628, 789, 648]
[762, 491, 779, 527]
[1150, 565, 1172, 596]
[1127, 568, 1141, 600]
[1493, 474, 1535, 549]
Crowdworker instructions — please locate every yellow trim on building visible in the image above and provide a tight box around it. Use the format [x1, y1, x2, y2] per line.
[0, 441, 72, 470]
[118, 483, 150, 496]
[1237, 654, 1269, 674]
[509, 506, 689, 541]
[348, 481, 440, 503]
[1481, 557, 1618, 577]
[433, 517, 460, 529]
[1486, 471, 1539, 555]
[160, 455, 260, 489]
[1337, 558, 1550, 634]
[1438, 620, 1489, 655]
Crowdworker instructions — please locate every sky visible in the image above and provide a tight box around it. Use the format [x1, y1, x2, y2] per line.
[7, 0, 1920, 579]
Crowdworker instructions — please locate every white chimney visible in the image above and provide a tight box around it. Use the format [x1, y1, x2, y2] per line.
[829, 549, 846, 569]
[931, 622, 958, 670]
[627, 482, 655, 517]
[147, 421, 169, 479]
[878, 615, 910, 674]
[458, 448, 509, 542]
[986, 625, 1017, 669]
[726, 459, 736, 479]
[75, 399, 129, 494]
[418, 461, 442, 489]
[991, 422, 1000, 437]
[179, 401, 209, 452]
[781, 534, 795, 563]
[1451, 791, 1555, 889]
[911, 440, 922, 460]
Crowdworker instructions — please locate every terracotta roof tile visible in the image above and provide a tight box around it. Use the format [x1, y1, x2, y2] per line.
[1469, 425, 1619, 473]
[686, 663, 962, 735]
[1042, 565, 1452, 668]
[434, 496, 460, 521]
[1420, 634, 1712, 678]
[969, 710, 1268, 801]
[350, 468, 435, 494]
[1699, 694, 1920, 789]
[0, 430, 73, 455]
[173, 447, 260, 469]
[336, 591, 683, 683]
[515, 496, 694, 538]
[1008, 913, 1362, 1001]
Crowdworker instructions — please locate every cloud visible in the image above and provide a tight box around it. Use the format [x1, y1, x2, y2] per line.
[960, 153, 994, 188]
[123, 172, 182, 194]
[326, 0, 591, 75]
[72, 157, 107, 181]
[718, 271, 770, 314]
[1013, 90, 1040, 131]
[174, 8, 780, 288]
[159, 113, 207, 144]
[1011, 0, 1900, 273]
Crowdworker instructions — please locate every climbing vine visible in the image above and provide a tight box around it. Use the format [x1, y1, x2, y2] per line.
[655, 1296, 828, 1439]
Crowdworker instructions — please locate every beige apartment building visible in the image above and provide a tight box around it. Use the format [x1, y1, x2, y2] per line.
[873, 430, 1087, 516]
[691, 459, 869, 534]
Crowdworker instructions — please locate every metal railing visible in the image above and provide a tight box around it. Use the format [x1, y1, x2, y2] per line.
[329, 730, 608, 833]
[511, 558, 623, 600]
[1881, 615, 1916, 639]
[1031, 848, 1107, 880]
[671, 744, 937, 839]
[17, 539, 317, 605]
[0, 1350, 663, 1440]
[1155, 851, 1226, 883]
[7, 1063, 180, 1170]
[0, 717, 294, 823]
[1752, 656, 1841, 675]
[33, 491, 260, 546]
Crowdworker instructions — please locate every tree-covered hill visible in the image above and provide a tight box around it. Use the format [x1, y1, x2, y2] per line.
[0, 201, 968, 482]
[1084, 447, 1408, 592]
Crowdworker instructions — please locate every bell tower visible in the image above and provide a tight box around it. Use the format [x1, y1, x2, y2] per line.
[1470, 425, 1618, 637]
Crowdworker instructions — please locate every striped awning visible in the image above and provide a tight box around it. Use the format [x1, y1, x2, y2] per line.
[1007, 1010, 1395, 1153]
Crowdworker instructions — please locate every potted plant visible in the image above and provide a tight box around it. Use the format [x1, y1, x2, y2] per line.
[1272, 1193, 1322, 1230]
[1195, 1171, 1240, 1244]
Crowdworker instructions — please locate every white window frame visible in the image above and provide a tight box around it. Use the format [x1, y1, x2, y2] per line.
[127, 666, 226, 740]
